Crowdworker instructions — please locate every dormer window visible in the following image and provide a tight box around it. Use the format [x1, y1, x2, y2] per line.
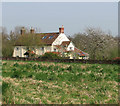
[42, 36, 47, 39]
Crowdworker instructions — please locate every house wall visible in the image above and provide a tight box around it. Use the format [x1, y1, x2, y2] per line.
[36, 45, 59, 55]
[13, 46, 53, 57]
[44, 46, 52, 52]
[67, 42, 75, 51]
[35, 47, 43, 55]
[13, 46, 27, 57]
[52, 33, 70, 46]
[13, 33, 71, 57]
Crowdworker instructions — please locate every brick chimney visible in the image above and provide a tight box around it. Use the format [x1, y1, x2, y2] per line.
[30, 27, 35, 34]
[20, 27, 25, 35]
[59, 25, 64, 33]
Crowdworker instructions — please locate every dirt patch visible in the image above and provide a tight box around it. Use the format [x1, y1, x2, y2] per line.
[81, 65, 87, 69]
[18, 62, 28, 65]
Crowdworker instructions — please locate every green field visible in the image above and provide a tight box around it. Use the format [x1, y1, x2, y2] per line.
[2, 60, 119, 104]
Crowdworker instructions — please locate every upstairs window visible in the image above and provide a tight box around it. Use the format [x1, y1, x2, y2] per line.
[54, 48, 56, 52]
[16, 47, 19, 50]
[42, 36, 47, 39]
[41, 47, 44, 51]
[49, 36, 53, 39]
[70, 47, 72, 50]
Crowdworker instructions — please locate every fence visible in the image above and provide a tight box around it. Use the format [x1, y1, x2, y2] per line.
[1, 57, 120, 64]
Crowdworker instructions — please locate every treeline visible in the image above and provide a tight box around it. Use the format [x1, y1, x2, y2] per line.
[70, 27, 119, 60]
[1, 26, 119, 60]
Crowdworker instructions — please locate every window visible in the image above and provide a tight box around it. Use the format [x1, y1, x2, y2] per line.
[49, 36, 53, 39]
[42, 36, 47, 39]
[41, 47, 44, 51]
[54, 48, 56, 52]
[70, 47, 72, 50]
[16, 47, 19, 50]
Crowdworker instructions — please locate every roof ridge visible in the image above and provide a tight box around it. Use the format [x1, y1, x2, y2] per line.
[36, 32, 59, 34]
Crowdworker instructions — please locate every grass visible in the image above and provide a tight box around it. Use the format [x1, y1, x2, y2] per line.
[2, 60, 119, 104]
[0, 60, 2, 105]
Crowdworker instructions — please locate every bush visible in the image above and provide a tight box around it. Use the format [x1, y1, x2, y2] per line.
[113, 57, 120, 60]
[3, 63, 7, 65]
[41, 52, 61, 59]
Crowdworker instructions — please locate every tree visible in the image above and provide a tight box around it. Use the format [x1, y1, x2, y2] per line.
[85, 27, 107, 59]
[14, 28, 43, 58]
[72, 33, 88, 52]
[2, 27, 14, 57]
[72, 27, 118, 60]
[16, 33, 43, 50]
[2, 26, 43, 57]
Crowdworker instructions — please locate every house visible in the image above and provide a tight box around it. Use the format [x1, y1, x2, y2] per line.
[13, 25, 89, 59]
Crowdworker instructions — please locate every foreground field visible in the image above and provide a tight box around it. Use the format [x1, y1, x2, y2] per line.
[2, 60, 119, 104]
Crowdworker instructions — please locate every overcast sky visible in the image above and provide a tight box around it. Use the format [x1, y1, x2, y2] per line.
[2, 2, 118, 36]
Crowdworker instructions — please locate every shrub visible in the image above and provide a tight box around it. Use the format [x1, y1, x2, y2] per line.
[41, 52, 61, 59]
[3, 63, 7, 65]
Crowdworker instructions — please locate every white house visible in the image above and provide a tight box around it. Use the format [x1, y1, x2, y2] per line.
[13, 25, 89, 59]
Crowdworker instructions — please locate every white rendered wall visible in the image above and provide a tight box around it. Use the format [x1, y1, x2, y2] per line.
[52, 33, 70, 46]
[13, 46, 27, 57]
[67, 42, 75, 51]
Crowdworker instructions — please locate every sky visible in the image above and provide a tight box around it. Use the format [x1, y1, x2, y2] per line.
[2, 2, 118, 36]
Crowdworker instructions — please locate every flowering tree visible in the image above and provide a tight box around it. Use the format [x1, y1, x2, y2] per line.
[72, 27, 118, 60]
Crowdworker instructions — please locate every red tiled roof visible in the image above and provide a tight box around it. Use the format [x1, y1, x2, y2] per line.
[46, 52, 61, 55]
[61, 41, 71, 46]
[54, 46, 89, 57]
[74, 47, 88, 56]
[15, 32, 59, 46]
[113, 57, 120, 60]
[36, 32, 59, 45]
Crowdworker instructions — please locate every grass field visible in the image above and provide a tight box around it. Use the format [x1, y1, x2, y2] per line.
[0, 60, 2, 105]
[2, 60, 119, 104]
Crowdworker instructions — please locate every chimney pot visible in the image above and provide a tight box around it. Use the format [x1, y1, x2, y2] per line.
[59, 25, 64, 33]
[20, 27, 25, 35]
[30, 27, 35, 34]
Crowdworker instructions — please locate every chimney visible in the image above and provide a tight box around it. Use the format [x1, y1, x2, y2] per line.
[30, 27, 35, 34]
[20, 27, 25, 35]
[59, 25, 64, 33]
